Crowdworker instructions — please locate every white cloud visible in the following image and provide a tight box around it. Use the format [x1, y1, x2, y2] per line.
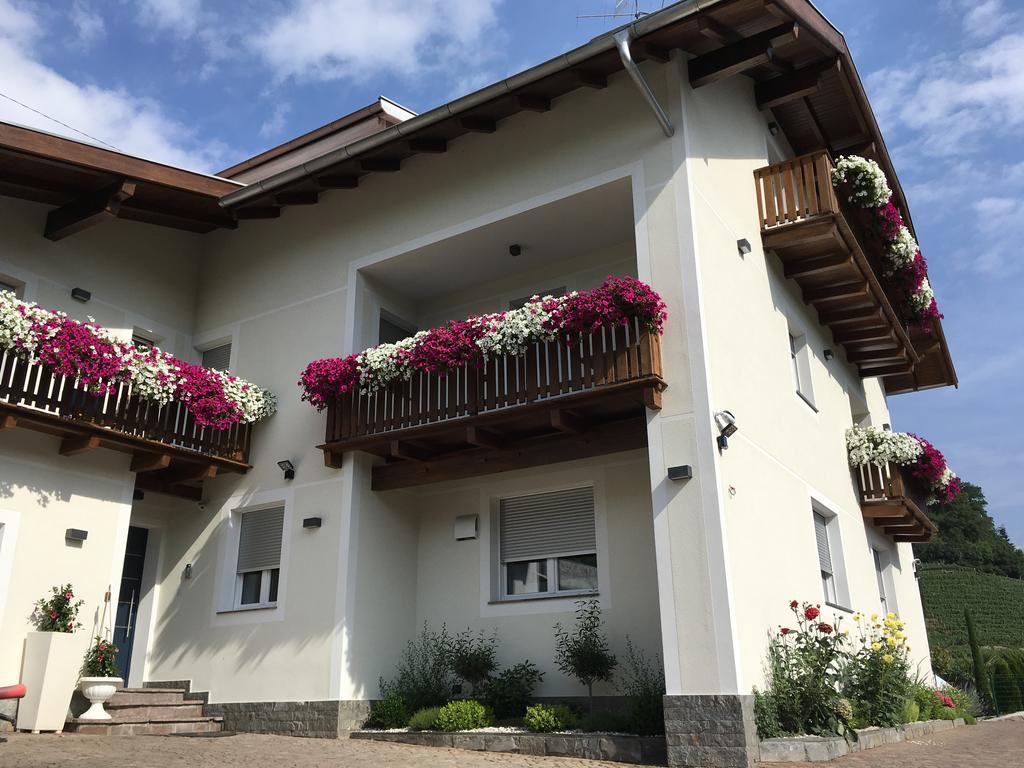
[254, 0, 502, 83]
[0, 1, 225, 172]
[136, 0, 201, 37]
[258, 102, 291, 139]
[71, 1, 105, 47]
[941, 0, 1018, 39]
[867, 33, 1024, 158]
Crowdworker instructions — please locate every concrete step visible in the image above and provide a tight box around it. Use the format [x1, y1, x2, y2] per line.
[103, 702, 206, 721]
[66, 716, 223, 736]
[110, 688, 188, 706]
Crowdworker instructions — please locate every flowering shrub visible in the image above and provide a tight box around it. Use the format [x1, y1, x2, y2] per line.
[299, 276, 667, 409]
[82, 636, 119, 678]
[32, 584, 83, 633]
[844, 611, 912, 727]
[846, 426, 960, 504]
[830, 155, 941, 331]
[0, 290, 275, 429]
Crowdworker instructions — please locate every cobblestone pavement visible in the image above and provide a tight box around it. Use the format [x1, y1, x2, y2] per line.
[759, 719, 1024, 768]
[1, 719, 1021, 768]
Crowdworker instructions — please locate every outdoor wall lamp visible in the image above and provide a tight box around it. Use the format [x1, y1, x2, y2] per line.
[714, 410, 738, 451]
[184, 563, 193, 579]
[823, 348, 835, 361]
[768, 121, 780, 136]
[737, 238, 752, 257]
[277, 460, 295, 480]
[667, 465, 693, 481]
[71, 287, 91, 303]
[65, 528, 88, 543]
[303, 517, 322, 529]
[508, 243, 522, 257]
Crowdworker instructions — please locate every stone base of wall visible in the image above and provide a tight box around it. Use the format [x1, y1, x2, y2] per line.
[353, 730, 667, 764]
[201, 700, 372, 738]
[759, 717, 968, 762]
[0, 699, 16, 732]
[663, 695, 759, 768]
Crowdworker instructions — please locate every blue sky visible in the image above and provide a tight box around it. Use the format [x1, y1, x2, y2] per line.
[0, 1, 1019, 542]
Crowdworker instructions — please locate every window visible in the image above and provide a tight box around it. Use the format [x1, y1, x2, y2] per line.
[379, 311, 416, 345]
[132, 328, 161, 350]
[788, 327, 816, 408]
[499, 487, 597, 599]
[814, 512, 837, 604]
[201, 342, 232, 372]
[509, 286, 566, 310]
[234, 506, 283, 609]
[0, 274, 25, 299]
[873, 549, 895, 615]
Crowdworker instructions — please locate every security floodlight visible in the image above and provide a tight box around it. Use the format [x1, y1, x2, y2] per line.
[714, 410, 737, 451]
[277, 459, 295, 480]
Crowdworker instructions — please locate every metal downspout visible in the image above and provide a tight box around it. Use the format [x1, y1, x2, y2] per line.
[613, 28, 674, 138]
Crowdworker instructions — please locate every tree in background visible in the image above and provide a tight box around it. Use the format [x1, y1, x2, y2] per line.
[915, 483, 1024, 579]
[964, 608, 992, 711]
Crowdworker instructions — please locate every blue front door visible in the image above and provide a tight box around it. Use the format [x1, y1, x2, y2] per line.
[113, 526, 148, 681]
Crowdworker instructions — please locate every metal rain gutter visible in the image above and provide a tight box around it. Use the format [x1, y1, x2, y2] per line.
[613, 28, 674, 137]
[220, 0, 728, 209]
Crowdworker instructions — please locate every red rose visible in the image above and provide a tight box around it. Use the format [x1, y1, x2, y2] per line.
[804, 606, 820, 620]
[780, 628, 791, 636]
[50, 612, 57, 619]
[99, 645, 107, 651]
[789, 600, 798, 609]
[818, 623, 833, 634]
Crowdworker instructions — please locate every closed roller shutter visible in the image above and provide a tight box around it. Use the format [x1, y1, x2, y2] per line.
[237, 507, 284, 573]
[500, 487, 595, 562]
[202, 343, 232, 371]
[814, 512, 833, 576]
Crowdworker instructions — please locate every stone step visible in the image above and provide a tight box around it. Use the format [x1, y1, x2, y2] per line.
[110, 688, 188, 706]
[66, 716, 223, 736]
[103, 702, 206, 721]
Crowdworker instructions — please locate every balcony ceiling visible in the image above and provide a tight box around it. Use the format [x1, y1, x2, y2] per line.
[360, 177, 634, 302]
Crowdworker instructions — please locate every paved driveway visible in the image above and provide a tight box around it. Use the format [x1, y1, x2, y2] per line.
[1, 719, 1021, 767]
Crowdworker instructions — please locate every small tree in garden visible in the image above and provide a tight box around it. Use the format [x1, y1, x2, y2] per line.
[32, 584, 83, 632]
[449, 628, 498, 696]
[965, 608, 992, 712]
[619, 637, 666, 735]
[553, 600, 617, 712]
[82, 637, 119, 678]
[378, 622, 456, 713]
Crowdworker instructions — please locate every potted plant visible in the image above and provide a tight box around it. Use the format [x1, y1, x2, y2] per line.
[78, 637, 122, 720]
[16, 584, 87, 733]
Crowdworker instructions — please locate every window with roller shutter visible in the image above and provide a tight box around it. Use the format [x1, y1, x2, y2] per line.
[498, 486, 597, 599]
[235, 506, 283, 608]
[814, 511, 837, 604]
[201, 342, 232, 372]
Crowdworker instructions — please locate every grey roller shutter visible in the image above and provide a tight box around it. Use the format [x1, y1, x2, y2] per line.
[202, 343, 232, 371]
[237, 507, 284, 573]
[500, 487, 595, 562]
[814, 512, 833, 575]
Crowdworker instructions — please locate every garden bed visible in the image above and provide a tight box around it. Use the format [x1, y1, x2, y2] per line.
[759, 717, 968, 762]
[352, 729, 667, 764]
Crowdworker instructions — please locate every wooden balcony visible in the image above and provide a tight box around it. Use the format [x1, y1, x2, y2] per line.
[856, 461, 937, 543]
[0, 351, 251, 499]
[317, 322, 666, 490]
[753, 151, 957, 395]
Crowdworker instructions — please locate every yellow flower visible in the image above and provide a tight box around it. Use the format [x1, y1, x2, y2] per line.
[887, 637, 897, 647]
[883, 654, 894, 664]
[871, 642, 881, 651]
[886, 612, 897, 620]
[895, 631, 905, 639]
[842, 629, 850, 637]
[906, 645, 912, 652]
[870, 613, 878, 622]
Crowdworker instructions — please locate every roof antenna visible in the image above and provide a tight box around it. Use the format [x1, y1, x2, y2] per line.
[576, 0, 658, 22]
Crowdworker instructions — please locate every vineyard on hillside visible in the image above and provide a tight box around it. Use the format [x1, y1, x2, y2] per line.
[919, 564, 1024, 651]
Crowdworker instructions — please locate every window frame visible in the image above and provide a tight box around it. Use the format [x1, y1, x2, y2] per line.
[234, 566, 280, 610]
[198, 339, 233, 372]
[378, 309, 417, 345]
[227, 504, 285, 613]
[786, 323, 817, 410]
[810, 502, 851, 611]
[494, 485, 599, 603]
[0, 273, 25, 299]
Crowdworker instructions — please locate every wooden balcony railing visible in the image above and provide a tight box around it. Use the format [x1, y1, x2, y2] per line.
[0, 350, 251, 497]
[319, 321, 666, 490]
[855, 461, 937, 543]
[754, 151, 840, 229]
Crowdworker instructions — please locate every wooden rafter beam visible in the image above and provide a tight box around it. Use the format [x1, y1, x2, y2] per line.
[697, 16, 741, 45]
[158, 463, 217, 485]
[389, 440, 434, 463]
[465, 426, 507, 450]
[689, 23, 799, 88]
[832, 326, 894, 344]
[848, 348, 907, 364]
[550, 409, 588, 435]
[0, 414, 16, 430]
[574, 70, 608, 89]
[818, 305, 883, 326]
[516, 95, 551, 112]
[804, 280, 869, 304]
[316, 174, 359, 189]
[756, 58, 840, 110]
[130, 452, 172, 473]
[360, 158, 401, 172]
[59, 435, 100, 456]
[893, 532, 933, 543]
[44, 179, 137, 241]
[784, 252, 851, 278]
[134, 474, 203, 501]
[459, 117, 496, 134]
[407, 138, 447, 153]
[859, 362, 914, 377]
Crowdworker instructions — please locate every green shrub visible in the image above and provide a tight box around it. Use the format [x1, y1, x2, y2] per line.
[577, 709, 632, 733]
[436, 699, 492, 732]
[753, 688, 783, 739]
[407, 707, 442, 731]
[524, 703, 576, 732]
[481, 661, 544, 719]
[901, 699, 920, 724]
[365, 693, 409, 729]
[449, 629, 498, 696]
[379, 622, 456, 713]
[553, 600, 617, 713]
[944, 683, 982, 717]
[618, 638, 665, 735]
[965, 609, 993, 712]
[910, 682, 939, 721]
[988, 656, 1024, 714]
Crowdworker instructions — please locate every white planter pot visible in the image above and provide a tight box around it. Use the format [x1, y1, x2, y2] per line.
[78, 677, 123, 720]
[16, 631, 89, 733]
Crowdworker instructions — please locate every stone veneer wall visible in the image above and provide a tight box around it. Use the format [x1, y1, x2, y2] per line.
[202, 700, 371, 738]
[663, 695, 759, 768]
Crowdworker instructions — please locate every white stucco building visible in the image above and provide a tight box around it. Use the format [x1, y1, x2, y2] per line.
[0, 1, 957, 764]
